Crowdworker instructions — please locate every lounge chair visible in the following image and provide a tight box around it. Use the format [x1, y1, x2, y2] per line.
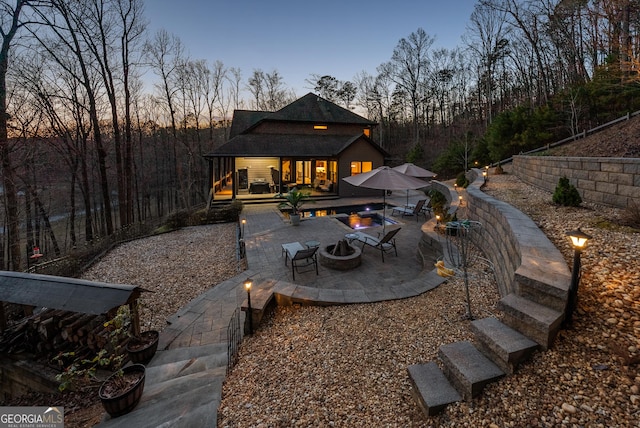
[281, 242, 319, 280]
[353, 228, 401, 262]
[391, 199, 428, 221]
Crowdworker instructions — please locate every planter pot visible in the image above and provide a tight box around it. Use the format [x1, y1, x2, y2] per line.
[290, 214, 301, 226]
[99, 364, 146, 418]
[126, 330, 159, 365]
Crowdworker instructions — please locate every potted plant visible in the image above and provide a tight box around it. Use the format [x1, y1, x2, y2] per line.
[126, 330, 159, 365]
[277, 189, 313, 226]
[53, 305, 155, 418]
[98, 363, 146, 418]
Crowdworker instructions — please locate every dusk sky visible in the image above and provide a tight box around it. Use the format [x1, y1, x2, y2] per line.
[145, 1, 479, 96]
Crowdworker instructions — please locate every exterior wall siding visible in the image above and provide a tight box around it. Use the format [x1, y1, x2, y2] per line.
[338, 140, 385, 198]
[253, 121, 368, 136]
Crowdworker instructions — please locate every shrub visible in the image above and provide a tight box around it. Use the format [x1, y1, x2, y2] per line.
[552, 176, 582, 207]
[428, 189, 448, 218]
[189, 200, 244, 225]
[620, 199, 640, 229]
[455, 172, 469, 188]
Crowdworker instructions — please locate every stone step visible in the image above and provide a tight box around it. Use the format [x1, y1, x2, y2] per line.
[515, 264, 570, 312]
[438, 341, 504, 400]
[148, 342, 228, 368]
[145, 351, 228, 386]
[471, 317, 539, 374]
[96, 367, 225, 427]
[498, 293, 564, 350]
[407, 362, 461, 416]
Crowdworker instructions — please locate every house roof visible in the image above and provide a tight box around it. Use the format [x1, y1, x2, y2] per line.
[0, 271, 143, 315]
[207, 133, 389, 158]
[230, 93, 376, 138]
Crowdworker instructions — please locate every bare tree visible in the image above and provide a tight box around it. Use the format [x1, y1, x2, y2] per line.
[30, 0, 116, 236]
[464, 2, 510, 124]
[247, 69, 265, 110]
[144, 29, 186, 210]
[386, 28, 435, 145]
[1, 0, 29, 269]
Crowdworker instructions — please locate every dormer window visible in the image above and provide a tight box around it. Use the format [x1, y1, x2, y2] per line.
[314, 125, 328, 130]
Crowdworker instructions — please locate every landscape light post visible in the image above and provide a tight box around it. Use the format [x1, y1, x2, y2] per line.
[564, 228, 592, 326]
[241, 219, 246, 239]
[482, 170, 487, 183]
[244, 278, 253, 334]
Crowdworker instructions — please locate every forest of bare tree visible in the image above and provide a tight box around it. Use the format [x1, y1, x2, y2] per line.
[1, 0, 640, 271]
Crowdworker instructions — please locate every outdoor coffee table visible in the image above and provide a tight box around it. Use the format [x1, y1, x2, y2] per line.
[305, 240, 320, 249]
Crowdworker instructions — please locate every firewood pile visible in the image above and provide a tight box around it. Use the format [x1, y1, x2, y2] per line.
[0, 306, 124, 364]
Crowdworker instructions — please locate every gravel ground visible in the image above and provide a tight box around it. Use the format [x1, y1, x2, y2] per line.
[218, 171, 640, 428]
[81, 224, 241, 333]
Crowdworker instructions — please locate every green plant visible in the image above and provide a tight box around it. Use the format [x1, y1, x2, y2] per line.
[277, 189, 313, 215]
[427, 189, 448, 218]
[552, 176, 582, 207]
[455, 172, 469, 188]
[54, 306, 132, 391]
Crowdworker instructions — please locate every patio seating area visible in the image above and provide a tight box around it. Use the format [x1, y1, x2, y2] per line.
[240, 190, 441, 296]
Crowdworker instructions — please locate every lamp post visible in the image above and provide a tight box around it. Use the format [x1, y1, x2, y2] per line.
[482, 170, 487, 183]
[241, 219, 246, 239]
[244, 278, 253, 334]
[564, 228, 592, 326]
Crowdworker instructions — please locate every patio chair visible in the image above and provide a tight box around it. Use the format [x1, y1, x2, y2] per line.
[289, 246, 319, 280]
[353, 227, 401, 262]
[391, 199, 428, 221]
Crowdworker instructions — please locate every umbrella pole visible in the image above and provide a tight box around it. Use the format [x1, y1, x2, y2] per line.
[383, 190, 386, 235]
[406, 189, 409, 206]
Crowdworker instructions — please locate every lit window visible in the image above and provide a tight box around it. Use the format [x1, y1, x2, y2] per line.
[350, 161, 372, 176]
[314, 125, 328, 130]
[363, 128, 370, 137]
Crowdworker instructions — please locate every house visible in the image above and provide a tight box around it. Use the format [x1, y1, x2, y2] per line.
[205, 93, 389, 200]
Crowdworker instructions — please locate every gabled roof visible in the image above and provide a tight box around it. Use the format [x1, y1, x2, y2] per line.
[230, 93, 376, 137]
[268, 93, 376, 125]
[207, 133, 389, 158]
[229, 110, 271, 139]
[0, 271, 143, 315]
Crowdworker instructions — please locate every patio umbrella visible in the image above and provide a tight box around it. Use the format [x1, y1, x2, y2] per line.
[342, 166, 430, 234]
[392, 163, 436, 205]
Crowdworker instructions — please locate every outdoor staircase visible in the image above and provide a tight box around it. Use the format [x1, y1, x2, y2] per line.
[96, 343, 228, 427]
[407, 283, 563, 417]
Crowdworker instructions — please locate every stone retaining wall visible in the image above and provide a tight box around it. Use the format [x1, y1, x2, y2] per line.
[457, 170, 571, 300]
[512, 155, 640, 209]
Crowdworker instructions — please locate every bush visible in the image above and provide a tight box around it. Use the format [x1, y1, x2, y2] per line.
[552, 176, 582, 207]
[455, 172, 469, 188]
[427, 189, 448, 218]
[189, 200, 244, 225]
[620, 199, 640, 229]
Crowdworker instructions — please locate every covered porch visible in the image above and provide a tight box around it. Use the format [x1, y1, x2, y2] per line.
[210, 155, 340, 201]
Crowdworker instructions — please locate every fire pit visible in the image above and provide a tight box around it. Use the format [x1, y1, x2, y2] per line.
[318, 239, 362, 270]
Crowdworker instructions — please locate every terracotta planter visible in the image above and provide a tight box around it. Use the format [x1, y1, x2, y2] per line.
[126, 330, 159, 365]
[99, 364, 146, 418]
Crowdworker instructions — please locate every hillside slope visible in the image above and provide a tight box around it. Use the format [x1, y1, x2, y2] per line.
[548, 114, 640, 157]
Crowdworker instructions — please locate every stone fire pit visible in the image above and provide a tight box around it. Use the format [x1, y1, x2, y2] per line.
[319, 239, 362, 270]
